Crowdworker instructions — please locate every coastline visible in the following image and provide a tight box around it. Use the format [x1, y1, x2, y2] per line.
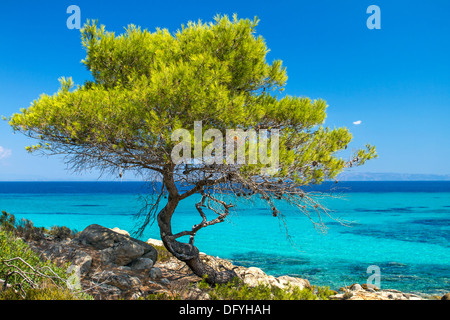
[10, 223, 443, 300]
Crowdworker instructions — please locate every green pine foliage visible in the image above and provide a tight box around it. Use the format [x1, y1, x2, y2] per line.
[7, 14, 376, 184]
[4, 15, 377, 285]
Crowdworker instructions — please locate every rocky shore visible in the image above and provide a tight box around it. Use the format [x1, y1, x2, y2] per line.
[23, 224, 443, 300]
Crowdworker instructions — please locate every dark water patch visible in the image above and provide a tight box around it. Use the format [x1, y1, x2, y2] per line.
[231, 251, 310, 267]
[2, 181, 450, 195]
[354, 207, 413, 213]
[390, 207, 415, 212]
[354, 207, 450, 216]
[230, 251, 311, 277]
[421, 209, 450, 214]
[0, 181, 151, 194]
[326, 221, 361, 227]
[72, 204, 105, 207]
[341, 224, 450, 247]
[412, 218, 450, 227]
[304, 181, 450, 193]
[15, 211, 134, 216]
[355, 208, 390, 213]
[233, 207, 267, 212]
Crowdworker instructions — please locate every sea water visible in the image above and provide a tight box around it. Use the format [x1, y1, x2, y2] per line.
[0, 181, 448, 295]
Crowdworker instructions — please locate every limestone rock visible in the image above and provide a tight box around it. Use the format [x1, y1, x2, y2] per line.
[100, 240, 145, 266]
[91, 270, 142, 291]
[111, 227, 130, 237]
[76, 224, 122, 249]
[276, 275, 311, 291]
[128, 257, 153, 270]
[235, 267, 311, 291]
[95, 283, 123, 299]
[150, 267, 163, 279]
[76, 224, 158, 267]
[350, 283, 362, 291]
[147, 238, 164, 247]
[142, 248, 157, 263]
[71, 250, 92, 275]
[76, 224, 157, 258]
[330, 284, 425, 300]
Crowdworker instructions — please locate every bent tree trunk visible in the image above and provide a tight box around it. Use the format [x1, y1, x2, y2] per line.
[157, 197, 237, 284]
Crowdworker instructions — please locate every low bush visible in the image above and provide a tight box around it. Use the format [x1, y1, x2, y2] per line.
[197, 276, 333, 300]
[48, 225, 77, 240]
[152, 244, 174, 262]
[0, 212, 91, 300]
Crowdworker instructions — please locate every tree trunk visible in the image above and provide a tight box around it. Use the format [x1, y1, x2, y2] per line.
[157, 198, 237, 284]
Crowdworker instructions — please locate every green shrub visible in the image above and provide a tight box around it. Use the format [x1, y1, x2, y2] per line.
[152, 244, 174, 262]
[16, 218, 46, 241]
[197, 277, 331, 300]
[315, 286, 335, 300]
[0, 211, 47, 241]
[0, 211, 16, 234]
[0, 227, 92, 300]
[48, 225, 77, 240]
[1, 282, 87, 300]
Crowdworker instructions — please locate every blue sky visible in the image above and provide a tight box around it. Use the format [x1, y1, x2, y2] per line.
[0, 0, 449, 180]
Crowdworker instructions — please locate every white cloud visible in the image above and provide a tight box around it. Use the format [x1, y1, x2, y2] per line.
[0, 146, 12, 160]
[353, 120, 362, 125]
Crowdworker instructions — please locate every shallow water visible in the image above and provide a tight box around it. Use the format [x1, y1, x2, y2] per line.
[0, 181, 448, 295]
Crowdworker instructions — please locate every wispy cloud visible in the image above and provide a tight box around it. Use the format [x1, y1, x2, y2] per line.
[0, 146, 12, 160]
[353, 120, 362, 125]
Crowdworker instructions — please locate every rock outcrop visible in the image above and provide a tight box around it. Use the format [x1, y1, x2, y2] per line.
[27, 224, 162, 299]
[330, 284, 424, 300]
[24, 224, 429, 300]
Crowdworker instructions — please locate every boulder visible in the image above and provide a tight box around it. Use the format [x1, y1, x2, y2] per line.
[76, 224, 121, 249]
[71, 250, 93, 275]
[95, 283, 123, 299]
[239, 267, 267, 287]
[234, 267, 311, 291]
[350, 283, 363, 291]
[111, 227, 130, 237]
[362, 283, 380, 291]
[128, 257, 153, 270]
[142, 248, 158, 263]
[200, 253, 235, 271]
[441, 293, 450, 300]
[276, 275, 311, 291]
[149, 267, 163, 280]
[91, 270, 142, 291]
[100, 240, 145, 266]
[42, 243, 64, 260]
[185, 287, 211, 300]
[76, 224, 158, 266]
[147, 238, 164, 247]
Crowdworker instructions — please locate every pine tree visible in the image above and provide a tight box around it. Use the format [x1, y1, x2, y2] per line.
[8, 15, 376, 284]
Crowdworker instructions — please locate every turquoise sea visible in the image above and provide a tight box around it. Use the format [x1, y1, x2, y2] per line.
[0, 181, 448, 296]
